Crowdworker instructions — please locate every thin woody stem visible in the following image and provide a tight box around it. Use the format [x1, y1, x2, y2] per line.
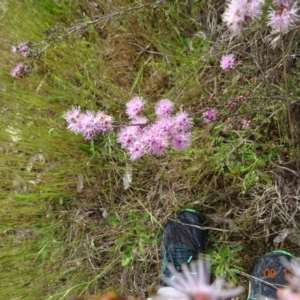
[281, 32, 295, 148]
[33, 0, 169, 58]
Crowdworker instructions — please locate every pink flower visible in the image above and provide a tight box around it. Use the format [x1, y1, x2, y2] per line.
[203, 108, 217, 124]
[117, 98, 194, 160]
[155, 99, 174, 118]
[12, 43, 30, 58]
[275, 0, 295, 6]
[223, 0, 249, 35]
[65, 107, 114, 140]
[18, 44, 29, 58]
[148, 135, 168, 155]
[130, 117, 148, 134]
[64, 107, 82, 134]
[117, 126, 138, 148]
[94, 111, 114, 133]
[173, 111, 193, 131]
[117, 119, 146, 149]
[131, 116, 148, 125]
[139, 125, 169, 155]
[11, 63, 30, 78]
[125, 97, 145, 119]
[242, 118, 251, 128]
[172, 132, 191, 151]
[153, 118, 175, 137]
[128, 141, 146, 161]
[76, 110, 98, 140]
[223, 0, 264, 35]
[64, 107, 81, 123]
[227, 101, 236, 110]
[247, 0, 265, 20]
[162, 257, 243, 300]
[268, 4, 298, 32]
[220, 54, 235, 71]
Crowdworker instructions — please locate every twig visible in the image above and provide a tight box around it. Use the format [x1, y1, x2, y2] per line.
[281, 32, 295, 148]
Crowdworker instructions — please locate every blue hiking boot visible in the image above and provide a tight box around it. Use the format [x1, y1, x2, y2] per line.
[161, 209, 208, 286]
[248, 250, 294, 300]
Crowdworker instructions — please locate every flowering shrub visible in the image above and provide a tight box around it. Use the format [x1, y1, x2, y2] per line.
[10, 0, 300, 145]
[123, 101, 194, 161]
[64, 98, 193, 161]
[10, 0, 300, 80]
[222, 0, 298, 35]
[64, 107, 114, 140]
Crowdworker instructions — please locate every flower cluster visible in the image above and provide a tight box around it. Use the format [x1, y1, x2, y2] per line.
[11, 42, 32, 78]
[118, 98, 193, 161]
[242, 118, 251, 128]
[11, 63, 30, 78]
[267, 0, 298, 32]
[223, 0, 298, 35]
[64, 99, 193, 161]
[223, 0, 264, 35]
[162, 257, 243, 300]
[12, 43, 30, 58]
[203, 95, 251, 129]
[227, 100, 236, 110]
[64, 107, 114, 140]
[203, 108, 218, 124]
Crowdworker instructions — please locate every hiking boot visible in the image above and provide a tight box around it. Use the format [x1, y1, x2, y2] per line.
[161, 209, 208, 286]
[248, 250, 294, 300]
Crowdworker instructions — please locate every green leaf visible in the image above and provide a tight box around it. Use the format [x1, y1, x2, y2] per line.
[121, 257, 131, 267]
[107, 216, 122, 226]
[256, 170, 273, 185]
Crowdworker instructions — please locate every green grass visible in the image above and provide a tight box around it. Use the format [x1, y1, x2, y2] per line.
[1, 0, 300, 299]
[208, 234, 244, 285]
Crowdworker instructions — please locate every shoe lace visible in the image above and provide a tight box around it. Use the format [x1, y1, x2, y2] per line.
[163, 245, 198, 278]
